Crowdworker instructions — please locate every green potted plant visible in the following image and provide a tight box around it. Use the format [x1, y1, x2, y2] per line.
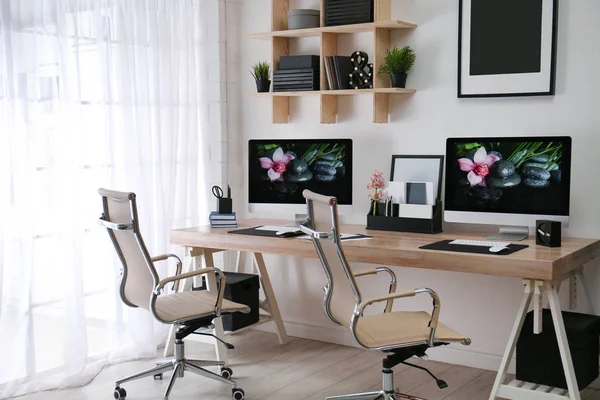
[251, 61, 271, 93]
[378, 45, 416, 88]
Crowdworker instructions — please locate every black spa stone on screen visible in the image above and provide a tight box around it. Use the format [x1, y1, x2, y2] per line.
[469, 0, 543, 76]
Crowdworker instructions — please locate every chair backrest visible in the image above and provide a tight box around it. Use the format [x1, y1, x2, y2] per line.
[302, 190, 361, 329]
[98, 188, 158, 310]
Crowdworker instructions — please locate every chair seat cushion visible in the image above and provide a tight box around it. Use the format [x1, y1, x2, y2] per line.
[155, 290, 250, 323]
[355, 311, 467, 349]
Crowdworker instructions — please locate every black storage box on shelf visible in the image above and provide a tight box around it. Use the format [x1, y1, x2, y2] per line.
[517, 309, 600, 390]
[366, 200, 443, 234]
[325, 0, 374, 26]
[279, 55, 320, 70]
[273, 68, 320, 92]
[193, 272, 260, 332]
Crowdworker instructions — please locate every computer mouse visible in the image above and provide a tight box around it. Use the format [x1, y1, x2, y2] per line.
[489, 245, 509, 253]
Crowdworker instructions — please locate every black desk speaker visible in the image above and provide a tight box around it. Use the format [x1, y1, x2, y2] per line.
[536, 220, 561, 248]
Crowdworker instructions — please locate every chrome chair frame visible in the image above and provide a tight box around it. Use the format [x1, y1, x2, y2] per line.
[98, 189, 246, 400]
[300, 191, 470, 400]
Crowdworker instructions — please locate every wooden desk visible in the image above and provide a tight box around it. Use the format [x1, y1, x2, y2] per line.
[170, 218, 600, 400]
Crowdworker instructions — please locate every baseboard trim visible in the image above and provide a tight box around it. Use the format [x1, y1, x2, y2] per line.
[255, 319, 517, 373]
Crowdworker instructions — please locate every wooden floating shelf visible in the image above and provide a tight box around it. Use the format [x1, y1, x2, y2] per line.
[251, 88, 416, 97]
[244, 20, 417, 39]
[250, 0, 416, 124]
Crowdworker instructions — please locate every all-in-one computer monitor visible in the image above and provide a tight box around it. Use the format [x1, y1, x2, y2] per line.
[445, 136, 572, 241]
[248, 139, 353, 215]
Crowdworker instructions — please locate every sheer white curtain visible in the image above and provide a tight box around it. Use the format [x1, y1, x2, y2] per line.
[0, 0, 212, 397]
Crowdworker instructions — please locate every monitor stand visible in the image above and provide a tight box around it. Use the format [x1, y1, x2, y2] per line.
[486, 226, 529, 242]
[285, 213, 308, 227]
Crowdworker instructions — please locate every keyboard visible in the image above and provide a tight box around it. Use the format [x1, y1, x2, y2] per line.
[449, 239, 511, 248]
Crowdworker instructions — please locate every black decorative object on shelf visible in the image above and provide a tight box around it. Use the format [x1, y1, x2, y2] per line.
[325, 0, 374, 27]
[349, 51, 373, 89]
[458, 0, 558, 97]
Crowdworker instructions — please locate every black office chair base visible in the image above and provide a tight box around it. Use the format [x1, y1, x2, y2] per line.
[113, 327, 243, 400]
[326, 346, 445, 400]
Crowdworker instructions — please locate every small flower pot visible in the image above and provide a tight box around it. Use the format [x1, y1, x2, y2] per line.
[390, 73, 407, 88]
[256, 80, 271, 93]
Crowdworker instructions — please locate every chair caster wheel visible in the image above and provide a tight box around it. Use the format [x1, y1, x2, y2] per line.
[221, 367, 233, 379]
[153, 373, 163, 380]
[232, 388, 244, 400]
[113, 386, 127, 399]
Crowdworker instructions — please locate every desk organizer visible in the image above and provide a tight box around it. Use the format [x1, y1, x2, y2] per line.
[366, 200, 443, 234]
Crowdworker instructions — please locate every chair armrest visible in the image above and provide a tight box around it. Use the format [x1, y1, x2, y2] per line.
[299, 224, 334, 239]
[356, 289, 416, 314]
[154, 267, 227, 314]
[353, 267, 398, 313]
[152, 254, 183, 291]
[97, 218, 133, 231]
[356, 287, 441, 346]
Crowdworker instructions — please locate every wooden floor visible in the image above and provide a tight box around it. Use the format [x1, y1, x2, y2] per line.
[18, 330, 600, 400]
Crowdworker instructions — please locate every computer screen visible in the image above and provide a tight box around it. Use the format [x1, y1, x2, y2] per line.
[445, 137, 572, 217]
[248, 139, 353, 205]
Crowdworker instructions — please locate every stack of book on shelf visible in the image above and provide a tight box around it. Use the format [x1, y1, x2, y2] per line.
[325, 0, 374, 26]
[323, 56, 352, 90]
[210, 212, 237, 228]
[273, 55, 320, 92]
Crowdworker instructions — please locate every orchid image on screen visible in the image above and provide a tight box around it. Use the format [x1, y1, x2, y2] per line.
[249, 139, 353, 206]
[259, 147, 295, 182]
[446, 138, 569, 216]
[457, 146, 500, 187]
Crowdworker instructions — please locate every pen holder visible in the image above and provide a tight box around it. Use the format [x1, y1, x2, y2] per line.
[217, 198, 232, 214]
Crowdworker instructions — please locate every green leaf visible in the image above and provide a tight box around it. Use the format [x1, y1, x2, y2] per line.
[250, 61, 271, 81]
[377, 45, 416, 75]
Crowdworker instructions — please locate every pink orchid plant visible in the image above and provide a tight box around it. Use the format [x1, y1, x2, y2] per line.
[259, 147, 295, 182]
[458, 146, 500, 187]
[367, 170, 387, 215]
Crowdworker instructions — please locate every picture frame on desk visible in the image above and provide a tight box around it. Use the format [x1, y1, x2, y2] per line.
[390, 155, 444, 202]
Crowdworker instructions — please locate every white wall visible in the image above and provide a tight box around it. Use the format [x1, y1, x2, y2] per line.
[225, 0, 600, 371]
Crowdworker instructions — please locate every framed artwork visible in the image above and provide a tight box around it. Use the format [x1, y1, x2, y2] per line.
[458, 0, 559, 98]
[390, 155, 444, 202]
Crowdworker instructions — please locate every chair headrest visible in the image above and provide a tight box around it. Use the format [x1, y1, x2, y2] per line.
[303, 190, 337, 206]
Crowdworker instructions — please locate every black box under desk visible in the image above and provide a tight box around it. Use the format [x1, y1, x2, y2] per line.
[193, 272, 260, 332]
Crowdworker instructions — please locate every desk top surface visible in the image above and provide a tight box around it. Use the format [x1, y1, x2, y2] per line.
[171, 218, 600, 281]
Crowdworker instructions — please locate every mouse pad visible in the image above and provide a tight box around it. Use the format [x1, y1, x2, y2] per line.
[420, 240, 529, 255]
[229, 226, 305, 238]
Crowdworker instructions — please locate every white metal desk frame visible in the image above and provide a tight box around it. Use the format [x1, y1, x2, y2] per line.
[164, 248, 289, 361]
[490, 267, 595, 400]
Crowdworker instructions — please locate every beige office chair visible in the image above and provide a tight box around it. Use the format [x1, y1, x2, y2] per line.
[301, 190, 471, 400]
[98, 189, 249, 400]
